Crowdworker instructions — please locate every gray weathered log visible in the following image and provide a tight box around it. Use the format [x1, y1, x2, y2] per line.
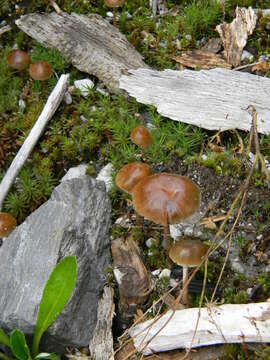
[15, 12, 147, 93]
[130, 302, 270, 355]
[0, 74, 69, 211]
[120, 68, 270, 134]
[89, 286, 115, 360]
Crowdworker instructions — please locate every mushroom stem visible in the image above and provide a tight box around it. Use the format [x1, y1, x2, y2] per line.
[182, 265, 189, 304]
[164, 223, 172, 252]
[136, 213, 143, 227]
[113, 6, 117, 27]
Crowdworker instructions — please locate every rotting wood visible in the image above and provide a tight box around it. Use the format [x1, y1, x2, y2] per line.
[0, 74, 69, 211]
[119, 68, 270, 134]
[15, 12, 147, 93]
[111, 236, 152, 329]
[129, 302, 270, 355]
[89, 286, 115, 360]
[174, 50, 231, 70]
[112, 236, 152, 306]
[216, 7, 257, 67]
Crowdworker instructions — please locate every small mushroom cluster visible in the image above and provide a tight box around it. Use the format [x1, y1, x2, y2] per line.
[7, 49, 52, 85]
[115, 125, 209, 305]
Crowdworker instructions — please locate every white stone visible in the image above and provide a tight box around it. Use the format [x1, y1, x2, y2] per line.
[159, 269, 171, 279]
[96, 163, 114, 192]
[241, 50, 254, 62]
[169, 224, 183, 240]
[18, 99, 26, 110]
[146, 237, 158, 248]
[74, 79, 94, 97]
[151, 269, 161, 276]
[64, 91, 72, 104]
[61, 164, 88, 182]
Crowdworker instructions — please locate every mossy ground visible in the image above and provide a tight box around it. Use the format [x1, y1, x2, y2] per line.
[1, 0, 270, 358]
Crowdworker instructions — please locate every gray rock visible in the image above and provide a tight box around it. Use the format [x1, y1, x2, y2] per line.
[0, 176, 111, 352]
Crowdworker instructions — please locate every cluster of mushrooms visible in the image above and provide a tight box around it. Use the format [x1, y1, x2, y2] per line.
[7, 49, 52, 85]
[116, 126, 209, 304]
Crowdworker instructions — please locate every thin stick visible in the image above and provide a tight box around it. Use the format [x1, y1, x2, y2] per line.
[49, 0, 62, 13]
[0, 74, 69, 210]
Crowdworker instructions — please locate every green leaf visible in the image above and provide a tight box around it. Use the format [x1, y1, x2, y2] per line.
[0, 328, 10, 348]
[10, 330, 31, 360]
[32, 256, 77, 357]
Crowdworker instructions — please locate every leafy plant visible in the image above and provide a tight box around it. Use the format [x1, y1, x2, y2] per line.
[0, 256, 77, 360]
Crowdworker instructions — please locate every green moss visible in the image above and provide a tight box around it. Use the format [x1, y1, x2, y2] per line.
[189, 151, 243, 177]
[180, 0, 222, 40]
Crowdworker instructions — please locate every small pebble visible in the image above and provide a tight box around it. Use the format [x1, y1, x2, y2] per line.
[18, 99, 26, 110]
[151, 269, 161, 276]
[146, 238, 158, 248]
[64, 92, 72, 105]
[185, 34, 192, 42]
[159, 269, 171, 279]
[74, 79, 94, 97]
[241, 50, 254, 62]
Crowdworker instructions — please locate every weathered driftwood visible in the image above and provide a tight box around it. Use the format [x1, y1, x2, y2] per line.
[15, 12, 147, 93]
[89, 286, 114, 360]
[216, 7, 257, 67]
[119, 68, 270, 134]
[115, 341, 226, 360]
[130, 302, 270, 355]
[112, 236, 152, 307]
[0, 74, 69, 211]
[174, 50, 231, 70]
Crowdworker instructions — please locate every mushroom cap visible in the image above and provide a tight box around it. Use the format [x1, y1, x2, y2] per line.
[132, 173, 200, 226]
[115, 162, 151, 194]
[0, 212, 17, 238]
[7, 50, 30, 71]
[29, 61, 52, 81]
[169, 238, 209, 267]
[104, 0, 124, 7]
[130, 126, 153, 149]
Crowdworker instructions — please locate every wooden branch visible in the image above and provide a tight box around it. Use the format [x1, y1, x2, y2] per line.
[89, 286, 115, 360]
[129, 302, 270, 355]
[15, 12, 147, 93]
[115, 341, 226, 360]
[119, 68, 270, 134]
[0, 74, 69, 211]
[216, 7, 257, 67]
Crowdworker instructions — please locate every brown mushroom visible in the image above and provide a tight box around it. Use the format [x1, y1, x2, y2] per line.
[29, 61, 52, 81]
[115, 162, 151, 194]
[116, 162, 151, 226]
[132, 173, 200, 250]
[130, 126, 153, 158]
[0, 212, 17, 238]
[7, 50, 30, 71]
[169, 237, 209, 304]
[104, 0, 124, 27]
